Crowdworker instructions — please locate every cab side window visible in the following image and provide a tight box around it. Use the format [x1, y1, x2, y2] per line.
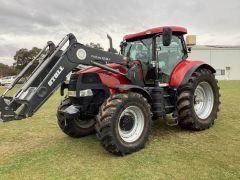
[156, 35, 184, 82]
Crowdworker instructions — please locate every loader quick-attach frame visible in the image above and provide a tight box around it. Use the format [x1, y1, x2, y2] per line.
[0, 34, 125, 122]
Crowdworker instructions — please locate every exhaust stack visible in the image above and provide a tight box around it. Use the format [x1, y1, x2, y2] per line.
[107, 34, 114, 53]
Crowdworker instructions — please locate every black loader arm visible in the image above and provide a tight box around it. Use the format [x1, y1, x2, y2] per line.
[0, 33, 125, 122]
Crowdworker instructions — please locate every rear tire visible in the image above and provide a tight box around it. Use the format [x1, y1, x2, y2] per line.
[95, 92, 152, 155]
[177, 69, 220, 130]
[57, 98, 95, 138]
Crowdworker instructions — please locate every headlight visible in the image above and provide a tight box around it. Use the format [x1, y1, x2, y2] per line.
[68, 89, 93, 97]
[68, 91, 76, 97]
[79, 89, 93, 97]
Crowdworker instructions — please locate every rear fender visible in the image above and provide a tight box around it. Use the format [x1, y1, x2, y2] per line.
[169, 60, 215, 87]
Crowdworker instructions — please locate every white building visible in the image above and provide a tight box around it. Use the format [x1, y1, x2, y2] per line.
[188, 45, 240, 80]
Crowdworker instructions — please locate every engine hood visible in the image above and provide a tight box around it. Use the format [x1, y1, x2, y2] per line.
[73, 63, 131, 88]
[76, 63, 128, 74]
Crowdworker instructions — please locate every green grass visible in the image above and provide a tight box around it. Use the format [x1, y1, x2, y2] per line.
[0, 81, 240, 180]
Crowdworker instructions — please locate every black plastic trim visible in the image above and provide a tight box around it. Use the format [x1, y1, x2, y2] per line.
[181, 64, 216, 85]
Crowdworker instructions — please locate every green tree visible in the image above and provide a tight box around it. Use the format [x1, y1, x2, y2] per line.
[13, 47, 41, 75]
[86, 42, 104, 50]
[0, 63, 16, 77]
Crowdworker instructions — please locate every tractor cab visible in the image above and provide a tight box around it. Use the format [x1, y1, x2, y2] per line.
[121, 26, 188, 84]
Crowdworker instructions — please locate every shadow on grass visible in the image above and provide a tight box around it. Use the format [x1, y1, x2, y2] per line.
[53, 117, 190, 158]
[152, 118, 183, 135]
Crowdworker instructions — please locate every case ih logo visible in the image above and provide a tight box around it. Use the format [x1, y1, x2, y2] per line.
[48, 66, 65, 87]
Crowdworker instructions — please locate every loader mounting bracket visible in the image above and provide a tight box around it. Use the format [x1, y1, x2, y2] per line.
[0, 97, 17, 122]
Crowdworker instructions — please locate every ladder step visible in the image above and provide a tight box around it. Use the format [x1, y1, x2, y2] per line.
[165, 105, 174, 109]
[163, 94, 171, 97]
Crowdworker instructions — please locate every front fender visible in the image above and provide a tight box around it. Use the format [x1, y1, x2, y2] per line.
[111, 84, 152, 103]
[169, 60, 215, 87]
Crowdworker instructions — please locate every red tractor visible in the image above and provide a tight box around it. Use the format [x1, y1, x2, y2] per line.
[0, 26, 220, 155]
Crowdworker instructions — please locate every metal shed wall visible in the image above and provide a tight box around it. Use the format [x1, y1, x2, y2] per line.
[188, 46, 240, 80]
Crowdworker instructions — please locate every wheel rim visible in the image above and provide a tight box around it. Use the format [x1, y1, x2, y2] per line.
[194, 81, 214, 119]
[58, 109, 95, 129]
[118, 106, 145, 143]
[75, 118, 95, 128]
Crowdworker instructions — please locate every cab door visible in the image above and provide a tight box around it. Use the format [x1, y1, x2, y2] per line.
[156, 35, 186, 83]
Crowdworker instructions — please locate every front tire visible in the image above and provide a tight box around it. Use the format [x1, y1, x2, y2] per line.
[95, 92, 152, 155]
[177, 69, 220, 130]
[57, 98, 96, 138]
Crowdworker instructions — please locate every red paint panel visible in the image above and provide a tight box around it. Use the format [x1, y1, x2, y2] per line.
[169, 60, 204, 87]
[98, 72, 131, 88]
[76, 63, 128, 74]
[124, 26, 187, 41]
[73, 63, 131, 92]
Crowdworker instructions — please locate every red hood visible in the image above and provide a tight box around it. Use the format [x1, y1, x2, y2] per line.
[76, 63, 128, 74]
[73, 63, 131, 89]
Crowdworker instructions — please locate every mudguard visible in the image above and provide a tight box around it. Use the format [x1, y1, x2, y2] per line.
[112, 84, 152, 103]
[169, 60, 215, 87]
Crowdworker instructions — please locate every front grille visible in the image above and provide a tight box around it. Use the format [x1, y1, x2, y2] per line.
[68, 74, 79, 90]
[82, 73, 101, 84]
[68, 73, 102, 91]
[70, 74, 79, 80]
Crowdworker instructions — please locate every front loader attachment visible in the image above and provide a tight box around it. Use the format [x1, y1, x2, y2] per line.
[0, 33, 125, 122]
[0, 34, 79, 121]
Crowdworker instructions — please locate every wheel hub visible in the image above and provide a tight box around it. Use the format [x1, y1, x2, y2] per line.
[119, 114, 135, 131]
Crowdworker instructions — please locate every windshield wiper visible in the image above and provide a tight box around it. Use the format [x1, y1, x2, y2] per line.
[140, 40, 149, 50]
[126, 44, 132, 58]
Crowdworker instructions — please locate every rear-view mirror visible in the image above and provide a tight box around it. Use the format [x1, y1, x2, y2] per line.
[162, 27, 172, 46]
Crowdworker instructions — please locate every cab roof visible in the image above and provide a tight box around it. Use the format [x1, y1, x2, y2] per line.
[123, 26, 187, 41]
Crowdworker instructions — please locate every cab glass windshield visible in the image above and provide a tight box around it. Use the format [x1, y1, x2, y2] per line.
[122, 38, 152, 64]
